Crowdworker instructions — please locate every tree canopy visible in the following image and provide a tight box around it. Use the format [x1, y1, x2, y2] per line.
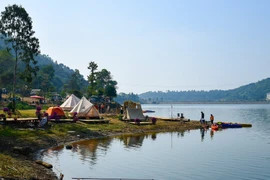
[87, 61, 118, 100]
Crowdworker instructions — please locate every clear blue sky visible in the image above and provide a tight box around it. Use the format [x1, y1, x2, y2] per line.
[1, 0, 270, 94]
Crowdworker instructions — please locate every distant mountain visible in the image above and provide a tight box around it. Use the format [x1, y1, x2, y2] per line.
[139, 78, 270, 103]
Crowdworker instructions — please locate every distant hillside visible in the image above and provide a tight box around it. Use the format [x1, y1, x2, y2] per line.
[139, 78, 270, 103]
[34, 54, 86, 92]
[0, 39, 88, 93]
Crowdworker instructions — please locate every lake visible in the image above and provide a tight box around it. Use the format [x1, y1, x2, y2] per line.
[42, 104, 270, 180]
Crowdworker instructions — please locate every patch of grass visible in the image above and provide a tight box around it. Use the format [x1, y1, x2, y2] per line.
[16, 108, 48, 118]
[17, 109, 36, 118]
[0, 154, 33, 179]
[0, 126, 36, 137]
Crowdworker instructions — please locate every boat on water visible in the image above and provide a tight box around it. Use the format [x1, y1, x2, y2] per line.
[142, 110, 155, 113]
[217, 122, 242, 128]
[211, 122, 252, 130]
[211, 124, 219, 130]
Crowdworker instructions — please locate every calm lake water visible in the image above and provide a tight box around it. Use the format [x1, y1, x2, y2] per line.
[42, 104, 270, 180]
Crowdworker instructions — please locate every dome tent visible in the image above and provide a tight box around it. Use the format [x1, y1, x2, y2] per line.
[46, 107, 65, 118]
[70, 96, 99, 119]
[60, 94, 80, 111]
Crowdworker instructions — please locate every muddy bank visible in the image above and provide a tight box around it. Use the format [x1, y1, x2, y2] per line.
[0, 128, 105, 180]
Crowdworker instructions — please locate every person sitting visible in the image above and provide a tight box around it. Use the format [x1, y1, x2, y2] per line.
[180, 113, 184, 118]
[38, 113, 49, 127]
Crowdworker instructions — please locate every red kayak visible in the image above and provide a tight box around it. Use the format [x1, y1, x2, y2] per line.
[211, 124, 219, 130]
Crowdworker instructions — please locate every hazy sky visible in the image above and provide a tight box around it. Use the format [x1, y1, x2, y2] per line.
[1, 0, 269, 94]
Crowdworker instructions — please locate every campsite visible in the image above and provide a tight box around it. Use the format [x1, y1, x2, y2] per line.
[0, 95, 204, 179]
[0, 2, 265, 179]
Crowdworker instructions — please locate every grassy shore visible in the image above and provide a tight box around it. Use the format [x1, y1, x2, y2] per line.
[0, 109, 202, 179]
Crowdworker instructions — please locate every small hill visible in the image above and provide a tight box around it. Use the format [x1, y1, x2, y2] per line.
[139, 78, 270, 103]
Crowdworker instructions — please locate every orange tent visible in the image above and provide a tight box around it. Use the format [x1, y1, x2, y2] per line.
[46, 107, 65, 117]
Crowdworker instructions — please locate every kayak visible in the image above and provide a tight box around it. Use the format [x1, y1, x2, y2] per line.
[142, 110, 155, 113]
[222, 123, 242, 128]
[217, 122, 242, 128]
[211, 124, 219, 130]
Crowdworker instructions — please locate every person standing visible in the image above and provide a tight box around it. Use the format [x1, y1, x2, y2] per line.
[210, 114, 214, 125]
[200, 111, 205, 124]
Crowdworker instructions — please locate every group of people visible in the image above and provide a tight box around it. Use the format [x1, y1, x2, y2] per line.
[200, 111, 214, 125]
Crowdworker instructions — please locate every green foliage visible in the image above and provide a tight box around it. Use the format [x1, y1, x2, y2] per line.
[96, 69, 117, 98]
[0, 4, 40, 110]
[7, 102, 14, 111]
[87, 62, 118, 99]
[115, 92, 140, 104]
[31, 64, 55, 97]
[87, 61, 98, 96]
[0, 42, 88, 96]
[0, 49, 13, 88]
[117, 114, 123, 120]
[105, 85, 117, 99]
[72, 90, 82, 99]
[65, 69, 87, 94]
[16, 101, 34, 110]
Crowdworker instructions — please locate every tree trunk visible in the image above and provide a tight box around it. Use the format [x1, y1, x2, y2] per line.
[12, 50, 18, 112]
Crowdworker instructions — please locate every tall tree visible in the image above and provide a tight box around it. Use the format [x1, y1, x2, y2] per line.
[96, 69, 117, 98]
[87, 61, 98, 96]
[0, 4, 40, 111]
[96, 69, 117, 88]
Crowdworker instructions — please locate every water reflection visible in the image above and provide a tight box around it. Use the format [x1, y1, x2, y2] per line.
[42, 128, 270, 180]
[73, 138, 112, 166]
[45, 129, 217, 160]
[200, 128, 205, 141]
[210, 130, 214, 139]
[117, 133, 159, 148]
[151, 133, 157, 140]
[41, 104, 270, 180]
[176, 130, 185, 138]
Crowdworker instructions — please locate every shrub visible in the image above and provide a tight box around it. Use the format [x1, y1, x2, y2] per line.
[118, 114, 123, 120]
[151, 117, 157, 125]
[135, 118, 140, 125]
[16, 102, 34, 110]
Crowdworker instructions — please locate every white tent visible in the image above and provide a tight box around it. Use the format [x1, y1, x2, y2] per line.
[60, 94, 80, 111]
[124, 108, 145, 120]
[70, 96, 99, 118]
